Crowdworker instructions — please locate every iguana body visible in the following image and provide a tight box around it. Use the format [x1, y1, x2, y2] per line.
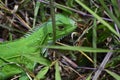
[0, 14, 77, 79]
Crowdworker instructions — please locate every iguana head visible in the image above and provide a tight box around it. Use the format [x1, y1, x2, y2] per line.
[47, 14, 77, 41]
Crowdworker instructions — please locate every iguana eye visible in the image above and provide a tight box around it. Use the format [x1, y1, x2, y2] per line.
[58, 26, 65, 30]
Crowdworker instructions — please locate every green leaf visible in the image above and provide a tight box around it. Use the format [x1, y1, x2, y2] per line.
[35, 66, 49, 79]
[55, 61, 61, 80]
[86, 73, 92, 80]
[105, 69, 120, 80]
[19, 73, 29, 80]
[66, 0, 74, 7]
[23, 53, 51, 66]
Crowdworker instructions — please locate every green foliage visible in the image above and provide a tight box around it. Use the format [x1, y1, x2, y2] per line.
[105, 69, 120, 80]
[111, 0, 120, 17]
[55, 61, 61, 80]
[33, 1, 41, 28]
[86, 73, 92, 80]
[66, 0, 74, 7]
[99, 0, 120, 29]
[97, 25, 111, 44]
[35, 66, 49, 79]
[106, 54, 120, 68]
[75, 0, 120, 37]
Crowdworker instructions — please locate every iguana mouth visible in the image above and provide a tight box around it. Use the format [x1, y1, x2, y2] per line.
[57, 36, 66, 41]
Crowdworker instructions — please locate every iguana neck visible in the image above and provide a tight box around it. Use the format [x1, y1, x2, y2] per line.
[24, 22, 50, 46]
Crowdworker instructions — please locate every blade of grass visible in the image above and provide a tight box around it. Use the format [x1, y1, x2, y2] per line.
[55, 61, 61, 80]
[105, 69, 120, 80]
[33, 1, 40, 28]
[41, 45, 116, 53]
[86, 73, 92, 80]
[111, 0, 120, 17]
[39, 3, 46, 21]
[93, 18, 97, 67]
[56, 42, 94, 64]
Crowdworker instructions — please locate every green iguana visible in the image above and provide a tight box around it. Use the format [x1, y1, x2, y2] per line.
[0, 14, 77, 79]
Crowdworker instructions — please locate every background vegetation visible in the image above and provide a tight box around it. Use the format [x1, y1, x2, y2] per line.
[0, 0, 120, 80]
